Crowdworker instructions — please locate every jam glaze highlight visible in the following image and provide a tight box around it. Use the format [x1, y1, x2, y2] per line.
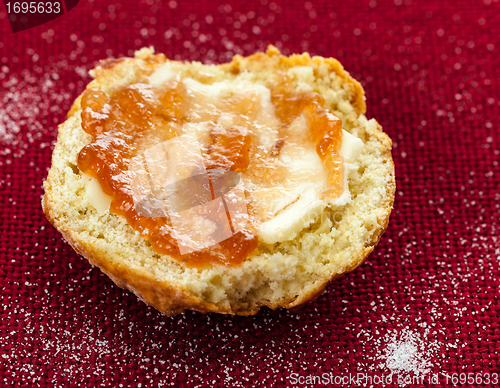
[77, 72, 344, 267]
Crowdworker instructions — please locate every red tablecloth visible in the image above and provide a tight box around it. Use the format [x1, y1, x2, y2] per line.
[1, 0, 499, 386]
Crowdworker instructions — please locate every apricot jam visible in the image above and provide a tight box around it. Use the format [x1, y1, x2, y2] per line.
[77, 81, 257, 267]
[77, 72, 344, 267]
[270, 77, 344, 198]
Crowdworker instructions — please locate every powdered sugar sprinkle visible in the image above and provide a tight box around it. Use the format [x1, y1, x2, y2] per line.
[378, 328, 439, 381]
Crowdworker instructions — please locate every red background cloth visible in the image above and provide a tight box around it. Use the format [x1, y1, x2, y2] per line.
[1, 0, 499, 386]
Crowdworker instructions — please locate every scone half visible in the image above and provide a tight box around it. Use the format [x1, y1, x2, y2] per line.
[43, 46, 395, 316]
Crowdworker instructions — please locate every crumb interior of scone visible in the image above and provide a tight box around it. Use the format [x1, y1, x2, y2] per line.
[76, 61, 359, 268]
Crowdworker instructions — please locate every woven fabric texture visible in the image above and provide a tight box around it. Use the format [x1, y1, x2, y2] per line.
[1, 0, 499, 386]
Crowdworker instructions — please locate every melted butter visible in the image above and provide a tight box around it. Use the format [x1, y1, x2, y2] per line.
[78, 67, 363, 266]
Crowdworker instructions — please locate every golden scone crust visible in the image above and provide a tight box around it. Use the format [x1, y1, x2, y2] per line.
[43, 46, 395, 316]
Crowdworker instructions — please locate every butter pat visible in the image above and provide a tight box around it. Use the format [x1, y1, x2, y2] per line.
[257, 129, 364, 244]
[340, 129, 364, 164]
[258, 186, 326, 244]
[82, 173, 112, 215]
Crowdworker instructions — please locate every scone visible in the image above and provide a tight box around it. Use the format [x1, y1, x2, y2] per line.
[42, 46, 395, 316]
